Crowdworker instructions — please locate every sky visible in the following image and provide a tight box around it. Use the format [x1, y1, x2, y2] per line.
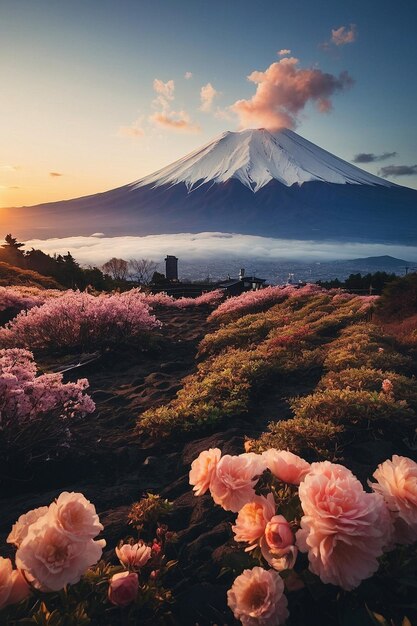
[1, 0, 417, 210]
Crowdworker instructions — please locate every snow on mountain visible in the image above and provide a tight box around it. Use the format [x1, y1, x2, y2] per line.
[132, 128, 394, 192]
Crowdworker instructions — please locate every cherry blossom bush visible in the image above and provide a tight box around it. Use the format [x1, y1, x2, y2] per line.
[0, 491, 175, 624]
[141, 288, 223, 309]
[0, 289, 160, 352]
[208, 285, 295, 324]
[189, 447, 417, 625]
[0, 285, 62, 313]
[0, 348, 95, 478]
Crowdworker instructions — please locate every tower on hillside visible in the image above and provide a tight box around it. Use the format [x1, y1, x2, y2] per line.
[165, 255, 178, 281]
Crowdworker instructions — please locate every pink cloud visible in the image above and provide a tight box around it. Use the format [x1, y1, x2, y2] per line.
[331, 24, 357, 46]
[49, 172, 63, 177]
[278, 49, 291, 56]
[184, 71, 193, 80]
[231, 56, 354, 130]
[150, 110, 200, 133]
[200, 82, 220, 112]
[153, 78, 175, 100]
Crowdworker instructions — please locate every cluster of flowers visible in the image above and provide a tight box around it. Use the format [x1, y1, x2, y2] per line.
[0, 348, 95, 427]
[144, 289, 223, 309]
[0, 290, 160, 350]
[0, 285, 62, 313]
[1, 491, 105, 609]
[190, 447, 417, 625]
[209, 284, 325, 323]
[0, 492, 171, 617]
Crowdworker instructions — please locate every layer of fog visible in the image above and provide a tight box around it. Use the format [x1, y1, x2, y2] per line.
[24, 232, 417, 267]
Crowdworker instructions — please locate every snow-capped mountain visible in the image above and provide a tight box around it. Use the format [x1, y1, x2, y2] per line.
[133, 128, 393, 191]
[2, 128, 416, 244]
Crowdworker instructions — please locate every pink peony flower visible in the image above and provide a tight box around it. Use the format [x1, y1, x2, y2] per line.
[48, 491, 103, 541]
[296, 461, 392, 590]
[7, 506, 49, 547]
[232, 494, 276, 549]
[210, 453, 266, 512]
[262, 449, 310, 485]
[381, 379, 393, 394]
[116, 542, 152, 570]
[227, 566, 289, 626]
[260, 515, 297, 572]
[189, 448, 221, 496]
[15, 517, 105, 591]
[0, 557, 30, 610]
[371, 455, 417, 544]
[108, 571, 139, 607]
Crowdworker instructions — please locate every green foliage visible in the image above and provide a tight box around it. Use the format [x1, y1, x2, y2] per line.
[318, 271, 398, 293]
[377, 272, 417, 320]
[0, 262, 62, 289]
[250, 417, 344, 461]
[128, 493, 173, 535]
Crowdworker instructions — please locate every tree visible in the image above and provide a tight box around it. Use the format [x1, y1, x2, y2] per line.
[102, 257, 129, 281]
[128, 258, 158, 285]
[0, 234, 25, 267]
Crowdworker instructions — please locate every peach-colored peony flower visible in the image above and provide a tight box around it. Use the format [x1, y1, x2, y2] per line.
[371, 455, 417, 544]
[232, 494, 276, 549]
[296, 461, 392, 590]
[381, 379, 393, 394]
[227, 566, 289, 626]
[48, 491, 103, 541]
[260, 515, 297, 571]
[210, 453, 266, 512]
[108, 571, 139, 607]
[116, 541, 152, 570]
[189, 448, 221, 496]
[15, 516, 105, 591]
[0, 557, 30, 610]
[262, 449, 310, 485]
[7, 506, 49, 547]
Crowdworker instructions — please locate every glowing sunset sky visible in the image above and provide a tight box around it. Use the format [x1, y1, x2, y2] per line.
[1, 0, 416, 209]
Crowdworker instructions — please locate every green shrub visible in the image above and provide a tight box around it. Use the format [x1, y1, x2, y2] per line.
[251, 417, 344, 461]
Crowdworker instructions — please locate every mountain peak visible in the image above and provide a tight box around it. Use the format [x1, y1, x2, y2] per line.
[132, 127, 394, 192]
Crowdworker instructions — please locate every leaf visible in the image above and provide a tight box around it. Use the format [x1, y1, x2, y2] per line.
[402, 618, 412, 626]
[365, 607, 391, 626]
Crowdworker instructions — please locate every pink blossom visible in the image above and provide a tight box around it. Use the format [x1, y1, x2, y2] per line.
[371, 455, 417, 544]
[108, 571, 139, 607]
[15, 516, 105, 591]
[262, 449, 310, 485]
[7, 506, 49, 547]
[232, 494, 276, 549]
[210, 453, 266, 512]
[227, 566, 289, 626]
[381, 379, 393, 394]
[116, 542, 152, 570]
[209, 286, 294, 323]
[260, 516, 297, 571]
[0, 557, 30, 610]
[296, 461, 392, 590]
[48, 492, 103, 542]
[189, 447, 222, 496]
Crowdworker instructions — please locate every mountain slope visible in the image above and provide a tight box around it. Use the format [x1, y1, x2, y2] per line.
[2, 128, 416, 244]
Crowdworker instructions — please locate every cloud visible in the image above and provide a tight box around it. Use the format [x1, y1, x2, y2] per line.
[199, 82, 220, 112]
[23, 232, 417, 267]
[278, 49, 291, 56]
[184, 71, 193, 80]
[118, 117, 145, 138]
[378, 164, 417, 177]
[331, 24, 357, 46]
[153, 78, 175, 100]
[49, 172, 63, 177]
[149, 110, 201, 133]
[353, 151, 397, 164]
[0, 164, 19, 171]
[230, 56, 354, 130]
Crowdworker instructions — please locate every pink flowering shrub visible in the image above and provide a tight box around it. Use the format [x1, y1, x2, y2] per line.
[190, 447, 417, 624]
[140, 288, 223, 309]
[0, 289, 160, 351]
[1, 491, 175, 623]
[0, 348, 95, 475]
[0, 285, 62, 314]
[208, 285, 295, 323]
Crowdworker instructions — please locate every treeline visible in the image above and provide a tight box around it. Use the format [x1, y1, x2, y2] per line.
[0, 234, 117, 290]
[0, 235, 162, 291]
[317, 271, 398, 294]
